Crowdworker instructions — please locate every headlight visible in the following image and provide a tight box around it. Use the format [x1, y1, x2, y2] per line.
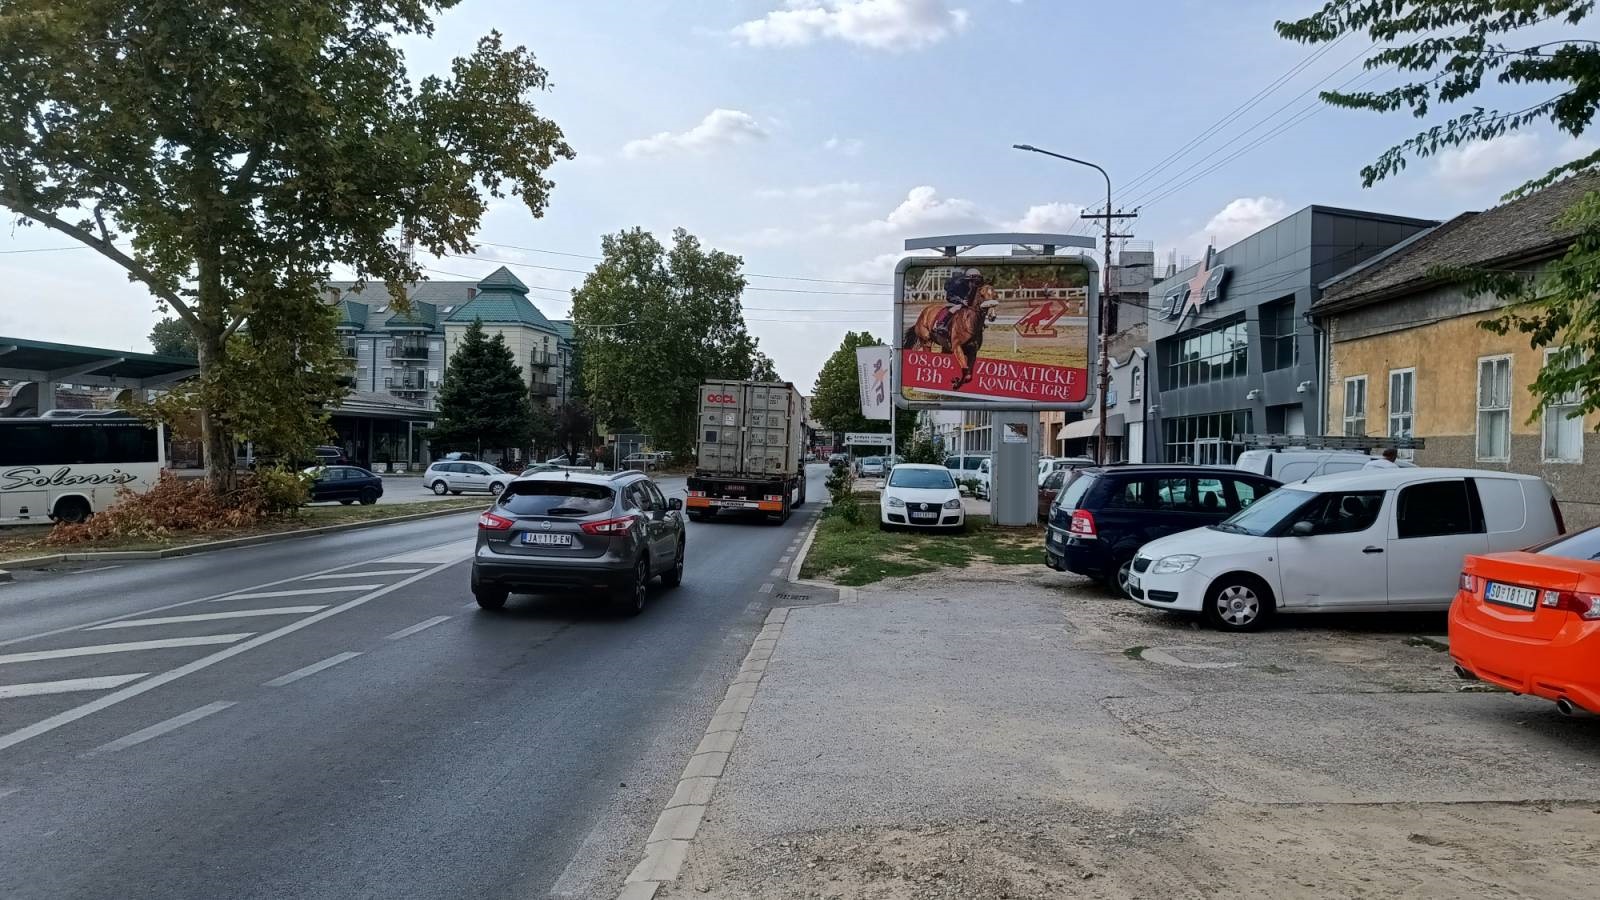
[887, 496, 905, 508]
[1152, 554, 1200, 574]
[943, 498, 962, 509]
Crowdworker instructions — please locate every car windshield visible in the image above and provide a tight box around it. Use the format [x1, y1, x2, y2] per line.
[500, 480, 614, 516]
[888, 468, 955, 489]
[1532, 526, 1600, 561]
[1214, 487, 1316, 536]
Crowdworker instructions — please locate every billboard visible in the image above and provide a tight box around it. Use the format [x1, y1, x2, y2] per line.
[894, 255, 1097, 410]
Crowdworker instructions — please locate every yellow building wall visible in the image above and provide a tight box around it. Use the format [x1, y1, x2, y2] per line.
[1327, 310, 1600, 437]
[444, 322, 556, 389]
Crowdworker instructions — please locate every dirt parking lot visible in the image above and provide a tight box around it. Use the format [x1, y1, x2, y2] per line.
[669, 565, 1600, 899]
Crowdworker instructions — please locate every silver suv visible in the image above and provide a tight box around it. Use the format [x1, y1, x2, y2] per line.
[470, 470, 686, 615]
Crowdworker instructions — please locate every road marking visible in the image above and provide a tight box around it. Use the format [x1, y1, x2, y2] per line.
[377, 538, 476, 565]
[778, 556, 791, 564]
[769, 567, 784, 578]
[0, 560, 455, 753]
[87, 701, 235, 756]
[0, 673, 148, 699]
[213, 585, 380, 602]
[74, 565, 124, 575]
[89, 607, 327, 629]
[305, 569, 421, 580]
[264, 651, 362, 687]
[386, 616, 451, 641]
[0, 634, 254, 666]
[758, 583, 774, 594]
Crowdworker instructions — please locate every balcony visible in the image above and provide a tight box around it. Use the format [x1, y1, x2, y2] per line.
[529, 351, 555, 369]
[385, 374, 428, 393]
[389, 340, 430, 361]
[531, 381, 559, 398]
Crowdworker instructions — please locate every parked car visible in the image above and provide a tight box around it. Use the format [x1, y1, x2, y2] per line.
[470, 469, 685, 615]
[1450, 524, 1597, 718]
[304, 465, 383, 505]
[880, 463, 964, 531]
[973, 458, 995, 499]
[623, 453, 660, 470]
[828, 452, 848, 468]
[943, 454, 989, 477]
[1045, 465, 1281, 597]
[857, 456, 887, 478]
[423, 460, 511, 496]
[1129, 468, 1563, 632]
[1039, 456, 1095, 486]
[544, 454, 593, 467]
[1039, 469, 1070, 520]
[1233, 448, 1412, 481]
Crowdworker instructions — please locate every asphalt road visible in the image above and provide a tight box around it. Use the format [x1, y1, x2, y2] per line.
[0, 466, 827, 900]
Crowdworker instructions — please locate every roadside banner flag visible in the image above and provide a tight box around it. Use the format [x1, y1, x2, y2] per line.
[855, 346, 892, 421]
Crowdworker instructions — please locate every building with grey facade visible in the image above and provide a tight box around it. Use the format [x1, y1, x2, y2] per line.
[1147, 206, 1436, 464]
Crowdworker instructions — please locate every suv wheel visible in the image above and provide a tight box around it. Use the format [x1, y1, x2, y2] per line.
[616, 556, 649, 616]
[662, 538, 685, 588]
[1204, 576, 1274, 632]
[358, 487, 379, 506]
[1113, 556, 1135, 598]
[431, 480, 448, 496]
[474, 586, 508, 610]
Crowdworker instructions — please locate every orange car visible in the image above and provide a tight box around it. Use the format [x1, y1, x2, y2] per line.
[1450, 526, 1600, 717]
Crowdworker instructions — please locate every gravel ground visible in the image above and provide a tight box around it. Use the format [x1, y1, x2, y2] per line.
[667, 564, 1600, 899]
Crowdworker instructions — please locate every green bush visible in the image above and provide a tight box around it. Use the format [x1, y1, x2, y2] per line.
[902, 436, 943, 465]
[824, 466, 864, 524]
[250, 465, 312, 512]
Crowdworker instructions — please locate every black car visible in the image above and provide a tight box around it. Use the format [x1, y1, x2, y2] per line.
[1044, 465, 1279, 595]
[306, 465, 384, 505]
[470, 470, 686, 615]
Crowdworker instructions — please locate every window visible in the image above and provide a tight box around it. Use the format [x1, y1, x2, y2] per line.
[1396, 480, 1478, 538]
[1161, 410, 1252, 464]
[1043, 471, 1066, 491]
[644, 482, 669, 509]
[1542, 348, 1583, 463]
[1260, 297, 1298, 371]
[1152, 477, 1193, 511]
[1103, 478, 1146, 509]
[1536, 528, 1600, 562]
[500, 481, 613, 516]
[1342, 376, 1367, 436]
[1388, 368, 1415, 445]
[1159, 314, 1248, 389]
[1197, 477, 1227, 512]
[0, 421, 159, 466]
[1298, 491, 1384, 535]
[1230, 479, 1270, 509]
[1130, 367, 1143, 401]
[1477, 355, 1512, 461]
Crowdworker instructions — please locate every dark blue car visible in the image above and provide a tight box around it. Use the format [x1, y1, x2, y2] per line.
[306, 466, 384, 506]
[1044, 465, 1279, 596]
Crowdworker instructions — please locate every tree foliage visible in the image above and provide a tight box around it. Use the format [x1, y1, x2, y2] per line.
[430, 319, 533, 455]
[149, 317, 197, 357]
[572, 227, 766, 454]
[0, 1, 572, 487]
[1278, 1, 1600, 414]
[751, 350, 781, 382]
[554, 399, 597, 463]
[810, 331, 915, 442]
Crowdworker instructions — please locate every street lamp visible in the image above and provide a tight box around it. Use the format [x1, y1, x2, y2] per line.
[1012, 143, 1116, 465]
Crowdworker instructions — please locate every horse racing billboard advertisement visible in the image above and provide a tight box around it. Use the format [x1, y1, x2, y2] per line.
[893, 256, 1097, 410]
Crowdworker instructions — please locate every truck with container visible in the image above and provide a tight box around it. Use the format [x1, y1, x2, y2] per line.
[687, 380, 807, 523]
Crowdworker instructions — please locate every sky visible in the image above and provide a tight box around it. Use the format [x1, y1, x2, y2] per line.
[1, 0, 1590, 392]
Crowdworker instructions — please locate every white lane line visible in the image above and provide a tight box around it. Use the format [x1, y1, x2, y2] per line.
[758, 583, 774, 594]
[0, 634, 254, 666]
[0, 559, 454, 753]
[264, 651, 362, 687]
[87, 701, 235, 756]
[769, 567, 785, 578]
[89, 607, 327, 630]
[213, 585, 380, 602]
[0, 673, 148, 699]
[386, 616, 451, 641]
[377, 538, 476, 565]
[74, 565, 124, 575]
[304, 570, 421, 580]
[0, 788, 17, 802]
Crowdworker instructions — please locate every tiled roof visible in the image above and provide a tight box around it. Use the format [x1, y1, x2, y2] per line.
[549, 319, 576, 342]
[444, 266, 557, 331]
[384, 302, 438, 329]
[335, 299, 368, 329]
[1314, 172, 1599, 313]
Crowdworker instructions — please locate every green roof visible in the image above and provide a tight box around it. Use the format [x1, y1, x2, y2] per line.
[444, 266, 557, 331]
[336, 299, 369, 329]
[385, 301, 438, 329]
[549, 319, 575, 343]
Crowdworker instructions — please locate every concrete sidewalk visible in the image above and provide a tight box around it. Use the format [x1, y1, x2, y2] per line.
[655, 567, 1600, 899]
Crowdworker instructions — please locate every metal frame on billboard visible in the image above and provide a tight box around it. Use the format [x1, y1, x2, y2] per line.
[892, 234, 1099, 412]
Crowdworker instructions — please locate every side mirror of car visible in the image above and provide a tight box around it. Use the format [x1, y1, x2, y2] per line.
[1291, 520, 1315, 537]
[668, 497, 683, 512]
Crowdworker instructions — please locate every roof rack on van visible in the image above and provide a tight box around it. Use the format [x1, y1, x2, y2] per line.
[1240, 433, 1426, 452]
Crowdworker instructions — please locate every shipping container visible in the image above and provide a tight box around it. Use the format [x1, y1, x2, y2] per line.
[687, 380, 807, 523]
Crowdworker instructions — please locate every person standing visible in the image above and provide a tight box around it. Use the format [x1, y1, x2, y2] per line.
[1364, 448, 1399, 469]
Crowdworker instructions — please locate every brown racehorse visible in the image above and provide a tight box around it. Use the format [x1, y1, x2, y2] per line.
[903, 285, 999, 389]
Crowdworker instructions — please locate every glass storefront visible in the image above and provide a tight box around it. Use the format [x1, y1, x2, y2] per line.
[1161, 410, 1253, 464]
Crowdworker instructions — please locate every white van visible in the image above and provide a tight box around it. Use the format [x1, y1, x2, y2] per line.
[1233, 448, 1408, 482]
[1128, 468, 1563, 631]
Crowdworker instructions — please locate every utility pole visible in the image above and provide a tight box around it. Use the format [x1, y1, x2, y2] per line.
[1081, 205, 1136, 464]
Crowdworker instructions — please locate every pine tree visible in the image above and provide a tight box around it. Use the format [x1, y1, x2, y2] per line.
[431, 320, 533, 457]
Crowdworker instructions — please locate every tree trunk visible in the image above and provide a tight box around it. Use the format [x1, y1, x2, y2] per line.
[194, 246, 236, 493]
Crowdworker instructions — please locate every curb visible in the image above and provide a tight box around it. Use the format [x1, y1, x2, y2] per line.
[0, 503, 483, 573]
[785, 510, 858, 604]
[617, 606, 792, 900]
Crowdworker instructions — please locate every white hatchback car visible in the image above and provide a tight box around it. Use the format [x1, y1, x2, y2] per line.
[1129, 468, 1562, 632]
[880, 464, 964, 531]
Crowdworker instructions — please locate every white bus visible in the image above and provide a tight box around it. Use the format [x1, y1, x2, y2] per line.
[0, 411, 166, 524]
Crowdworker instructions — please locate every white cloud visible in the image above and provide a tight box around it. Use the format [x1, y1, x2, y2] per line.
[622, 108, 768, 158]
[1000, 202, 1087, 233]
[1433, 133, 1542, 188]
[848, 185, 985, 237]
[823, 136, 865, 155]
[754, 181, 865, 200]
[732, 0, 970, 51]
[1188, 196, 1290, 252]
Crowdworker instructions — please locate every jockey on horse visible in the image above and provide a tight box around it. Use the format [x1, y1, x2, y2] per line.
[934, 268, 984, 341]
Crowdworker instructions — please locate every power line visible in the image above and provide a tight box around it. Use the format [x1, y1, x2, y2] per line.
[441, 252, 890, 297]
[472, 239, 893, 287]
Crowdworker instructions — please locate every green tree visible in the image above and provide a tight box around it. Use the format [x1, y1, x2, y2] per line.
[0, 1, 572, 488]
[149, 317, 197, 357]
[572, 227, 765, 454]
[751, 351, 781, 382]
[810, 332, 915, 445]
[431, 320, 533, 457]
[1277, 1, 1600, 415]
[554, 399, 597, 464]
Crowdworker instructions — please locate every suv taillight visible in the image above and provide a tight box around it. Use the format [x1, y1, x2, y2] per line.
[581, 514, 639, 536]
[478, 512, 513, 531]
[1541, 590, 1600, 620]
[1069, 509, 1098, 538]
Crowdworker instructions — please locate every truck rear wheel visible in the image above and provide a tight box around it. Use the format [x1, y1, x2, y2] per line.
[793, 478, 805, 508]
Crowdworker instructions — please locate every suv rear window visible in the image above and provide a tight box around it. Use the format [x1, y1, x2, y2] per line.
[501, 481, 614, 516]
[1054, 473, 1097, 511]
[1534, 526, 1600, 561]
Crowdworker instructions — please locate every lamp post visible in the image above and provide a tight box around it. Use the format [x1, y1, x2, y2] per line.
[1012, 144, 1115, 465]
